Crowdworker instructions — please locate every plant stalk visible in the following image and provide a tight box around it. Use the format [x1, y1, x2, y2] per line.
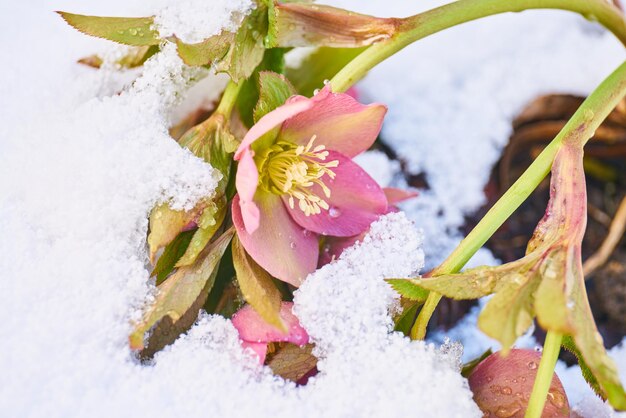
[525, 331, 563, 418]
[216, 80, 243, 116]
[330, 0, 626, 93]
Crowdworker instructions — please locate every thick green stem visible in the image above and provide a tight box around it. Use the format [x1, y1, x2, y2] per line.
[525, 331, 563, 418]
[330, 0, 626, 92]
[410, 60, 626, 340]
[216, 80, 243, 116]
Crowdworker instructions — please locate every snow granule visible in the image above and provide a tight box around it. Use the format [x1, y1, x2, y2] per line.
[154, 0, 254, 44]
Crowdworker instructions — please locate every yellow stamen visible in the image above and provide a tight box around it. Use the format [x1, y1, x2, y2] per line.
[260, 135, 339, 216]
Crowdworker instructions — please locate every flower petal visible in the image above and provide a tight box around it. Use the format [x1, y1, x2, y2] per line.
[285, 151, 387, 237]
[281, 86, 386, 157]
[234, 97, 313, 161]
[241, 341, 268, 364]
[232, 192, 318, 286]
[232, 302, 309, 345]
[235, 148, 261, 233]
[319, 233, 363, 267]
[384, 187, 418, 206]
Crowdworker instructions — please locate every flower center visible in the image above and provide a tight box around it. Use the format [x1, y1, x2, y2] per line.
[260, 135, 339, 216]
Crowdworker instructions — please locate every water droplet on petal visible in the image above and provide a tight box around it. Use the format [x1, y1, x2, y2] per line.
[527, 361, 537, 370]
[501, 387, 512, 395]
[290, 242, 296, 249]
[328, 207, 341, 218]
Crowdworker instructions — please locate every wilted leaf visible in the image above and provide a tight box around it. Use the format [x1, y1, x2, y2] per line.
[266, 343, 317, 382]
[386, 278, 429, 301]
[286, 47, 364, 96]
[129, 229, 234, 355]
[151, 229, 194, 284]
[253, 71, 296, 123]
[232, 236, 286, 332]
[267, 2, 398, 48]
[477, 273, 539, 351]
[57, 12, 160, 46]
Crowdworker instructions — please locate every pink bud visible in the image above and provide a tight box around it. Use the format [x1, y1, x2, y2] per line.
[468, 349, 570, 417]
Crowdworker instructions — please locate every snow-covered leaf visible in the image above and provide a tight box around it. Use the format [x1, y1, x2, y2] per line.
[386, 278, 428, 301]
[57, 12, 160, 46]
[78, 45, 159, 69]
[147, 203, 197, 264]
[232, 236, 286, 332]
[129, 229, 234, 354]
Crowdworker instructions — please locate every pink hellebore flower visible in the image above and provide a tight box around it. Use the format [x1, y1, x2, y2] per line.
[232, 85, 388, 286]
[231, 302, 309, 364]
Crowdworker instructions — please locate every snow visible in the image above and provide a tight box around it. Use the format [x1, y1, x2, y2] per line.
[154, 0, 253, 44]
[2, 0, 626, 416]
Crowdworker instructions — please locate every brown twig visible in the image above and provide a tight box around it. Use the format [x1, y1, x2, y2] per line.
[583, 195, 626, 277]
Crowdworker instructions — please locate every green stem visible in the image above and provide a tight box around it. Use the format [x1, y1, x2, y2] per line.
[331, 0, 626, 92]
[216, 80, 243, 116]
[410, 60, 626, 340]
[525, 331, 563, 418]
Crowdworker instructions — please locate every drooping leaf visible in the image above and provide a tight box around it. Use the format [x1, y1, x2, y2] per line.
[57, 12, 160, 46]
[267, 2, 397, 48]
[129, 229, 234, 355]
[286, 47, 364, 96]
[561, 335, 604, 399]
[253, 71, 296, 123]
[215, 4, 269, 82]
[386, 278, 429, 301]
[151, 229, 195, 284]
[266, 343, 317, 382]
[79, 45, 159, 69]
[232, 236, 286, 332]
[566, 264, 626, 409]
[477, 273, 539, 352]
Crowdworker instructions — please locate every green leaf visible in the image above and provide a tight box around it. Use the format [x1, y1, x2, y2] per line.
[461, 349, 492, 378]
[386, 278, 429, 301]
[237, 48, 287, 128]
[561, 335, 604, 398]
[566, 266, 626, 409]
[57, 12, 160, 46]
[253, 71, 296, 123]
[147, 203, 197, 264]
[286, 47, 365, 96]
[129, 229, 234, 356]
[232, 235, 286, 332]
[393, 299, 421, 336]
[174, 33, 234, 67]
[175, 199, 227, 267]
[266, 343, 317, 382]
[152, 229, 194, 285]
[215, 5, 269, 82]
